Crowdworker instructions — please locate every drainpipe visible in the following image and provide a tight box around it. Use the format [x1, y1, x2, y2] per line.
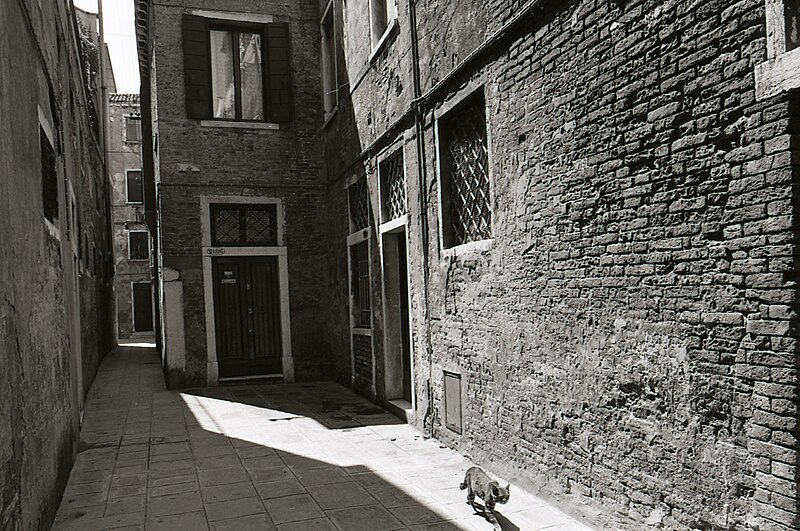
[409, 0, 435, 437]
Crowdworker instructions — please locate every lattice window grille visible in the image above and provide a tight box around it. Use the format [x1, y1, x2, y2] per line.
[211, 204, 278, 246]
[349, 179, 371, 231]
[444, 97, 491, 246]
[382, 152, 406, 221]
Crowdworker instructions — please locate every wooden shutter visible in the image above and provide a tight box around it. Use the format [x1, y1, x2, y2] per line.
[182, 15, 211, 119]
[265, 23, 293, 122]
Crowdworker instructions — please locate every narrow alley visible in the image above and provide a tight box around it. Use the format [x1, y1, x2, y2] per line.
[52, 347, 592, 531]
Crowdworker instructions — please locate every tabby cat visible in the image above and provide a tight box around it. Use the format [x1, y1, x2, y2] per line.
[459, 466, 511, 526]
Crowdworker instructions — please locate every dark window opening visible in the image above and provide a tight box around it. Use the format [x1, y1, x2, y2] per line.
[125, 114, 142, 143]
[210, 204, 278, 246]
[129, 231, 150, 260]
[126, 170, 143, 203]
[786, 0, 800, 51]
[40, 127, 58, 223]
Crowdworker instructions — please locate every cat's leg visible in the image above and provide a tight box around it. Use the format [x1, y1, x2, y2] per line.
[484, 497, 499, 526]
[466, 488, 477, 511]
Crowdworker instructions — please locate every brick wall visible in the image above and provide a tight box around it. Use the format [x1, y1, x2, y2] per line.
[413, 1, 799, 529]
[352, 333, 374, 396]
[321, 0, 799, 529]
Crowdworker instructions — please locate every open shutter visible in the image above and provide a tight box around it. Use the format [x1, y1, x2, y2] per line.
[265, 23, 293, 122]
[183, 15, 211, 119]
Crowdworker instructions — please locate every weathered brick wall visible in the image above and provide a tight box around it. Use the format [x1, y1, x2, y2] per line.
[352, 333, 374, 395]
[0, 1, 114, 529]
[152, 0, 333, 386]
[409, 0, 799, 529]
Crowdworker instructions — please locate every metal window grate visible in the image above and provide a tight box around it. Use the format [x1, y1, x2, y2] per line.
[443, 96, 491, 246]
[211, 204, 278, 246]
[352, 241, 371, 327]
[382, 151, 406, 221]
[349, 179, 371, 232]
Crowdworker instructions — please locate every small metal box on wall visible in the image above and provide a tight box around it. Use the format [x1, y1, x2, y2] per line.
[443, 370, 462, 434]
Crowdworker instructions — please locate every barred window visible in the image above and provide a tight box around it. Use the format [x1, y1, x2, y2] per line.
[351, 241, 371, 327]
[439, 93, 491, 248]
[211, 204, 278, 246]
[348, 179, 371, 232]
[380, 151, 406, 222]
[128, 231, 149, 260]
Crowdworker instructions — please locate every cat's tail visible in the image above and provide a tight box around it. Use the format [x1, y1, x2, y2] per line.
[459, 480, 467, 490]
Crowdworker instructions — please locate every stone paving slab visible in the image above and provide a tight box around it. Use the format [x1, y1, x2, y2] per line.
[52, 346, 595, 530]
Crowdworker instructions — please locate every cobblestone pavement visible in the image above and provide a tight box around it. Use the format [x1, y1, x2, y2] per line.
[52, 346, 594, 531]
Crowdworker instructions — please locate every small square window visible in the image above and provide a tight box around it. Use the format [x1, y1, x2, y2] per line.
[40, 127, 58, 223]
[438, 92, 491, 248]
[125, 114, 142, 143]
[128, 231, 150, 260]
[126, 170, 143, 203]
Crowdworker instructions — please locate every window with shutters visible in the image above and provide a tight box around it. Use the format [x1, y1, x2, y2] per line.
[183, 15, 292, 123]
[128, 231, 150, 260]
[126, 170, 143, 204]
[437, 91, 492, 249]
[125, 114, 142, 143]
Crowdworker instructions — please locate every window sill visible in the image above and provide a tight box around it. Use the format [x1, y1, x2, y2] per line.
[126, 202, 144, 206]
[200, 120, 280, 130]
[755, 47, 800, 100]
[322, 106, 339, 129]
[441, 238, 493, 258]
[369, 18, 400, 64]
[352, 327, 372, 336]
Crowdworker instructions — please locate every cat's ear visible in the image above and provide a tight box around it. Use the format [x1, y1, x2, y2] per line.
[506, 484, 511, 492]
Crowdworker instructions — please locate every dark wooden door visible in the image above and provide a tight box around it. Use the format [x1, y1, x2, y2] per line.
[213, 256, 282, 377]
[132, 282, 154, 332]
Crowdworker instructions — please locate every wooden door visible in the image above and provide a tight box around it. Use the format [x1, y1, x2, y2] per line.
[132, 282, 154, 332]
[213, 256, 282, 378]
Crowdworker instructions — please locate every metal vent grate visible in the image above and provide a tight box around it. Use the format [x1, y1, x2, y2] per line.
[443, 96, 491, 246]
[211, 204, 278, 246]
[382, 152, 406, 221]
[349, 179, 371, 232]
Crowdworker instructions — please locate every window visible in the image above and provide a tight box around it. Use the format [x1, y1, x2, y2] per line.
[126, 170, 143, 203]
[379, 150, 406, 222]
[210, 204, 278, 246]
[351, 241, 371, 327]
[438, 92, 491, 248]
[183, 16, 292, 122]
[756, 0, 800, 98]
[125, 114, 142, 143]
[128, 231, 150, 260]
[321, 2, 338, 118]
[348, 179, 371, 232]
[40, 127, 58, 223]
[370, 0, 397, 48]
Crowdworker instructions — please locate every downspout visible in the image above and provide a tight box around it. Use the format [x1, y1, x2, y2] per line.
[409, 0, 435, 437]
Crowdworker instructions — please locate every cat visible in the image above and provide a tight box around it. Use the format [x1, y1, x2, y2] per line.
[459, 466, 511, 527]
